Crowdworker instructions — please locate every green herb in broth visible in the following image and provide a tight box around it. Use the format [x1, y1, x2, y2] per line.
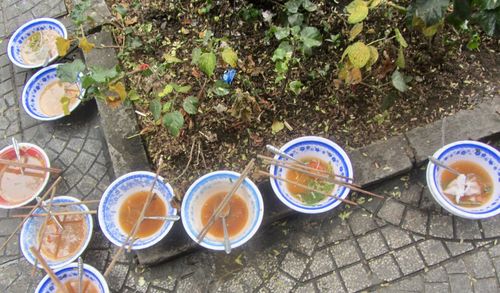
[27, 31, 42, 51]
[299, 180, 335, 205]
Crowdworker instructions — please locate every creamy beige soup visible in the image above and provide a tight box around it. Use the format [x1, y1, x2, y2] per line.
[39, 80, 80, 117]
[20, 30, 60, 65]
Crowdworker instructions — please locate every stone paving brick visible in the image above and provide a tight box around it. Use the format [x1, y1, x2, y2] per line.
[237, 267, 263, 291]
[307, 248, 335, 279]
[357, 231, 388, 260]
[398, 183, 422, 205]
[289, 232, 316, 257]
[455, 218, 482, 240]
[347, 210, 378, 236]
[340, 263, 372, 292]
[280, 251, 308, 280]
[315, 272, 346, 292]
[449, 274, 473, 293]
[418, 240, 449, 266]
[106, 262, 129, 291]
[463, 251, 496, 278]
[480, 216, 500, 238]
[382, 275, 425, 292]
[377, 199, 405, 225]
[401, 208, 428, 235]
[423, 266, 447, 283]
[380, 225, 413, 249]
[473, 278, 498, 293]
[266, 271, 295, 293]
[368, 254, 401, 282]
[329, 239, 361, 268]
[429, 214, 454, 238]
[294, 282, 316, 293]
[420, 188, 444, 212]
[318, 217, 351, 247]
[444, 259, 468, 274]
[424, 282, 449, 293]
[445, 241, 474, 256]
[394, 246, 425, 275]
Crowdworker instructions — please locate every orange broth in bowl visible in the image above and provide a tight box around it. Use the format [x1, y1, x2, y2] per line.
[200, 192, 249, 239]
[39, 214, 88, 261]
[118, 191, 167, 238]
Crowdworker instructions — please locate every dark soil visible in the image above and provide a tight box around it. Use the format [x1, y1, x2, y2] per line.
[105, 0, 499, 195]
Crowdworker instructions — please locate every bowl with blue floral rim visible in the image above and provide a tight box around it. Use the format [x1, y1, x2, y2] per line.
[268, 136, 354, 214]
[35, 262, 109, 293]
[181, 171, 264, 251]
[98, 171, 178, 250]
[426, 140, 500, 219]
[22, 63, 85, 121]
[8, 18, 67, 69]
[20, 196, 93, 269]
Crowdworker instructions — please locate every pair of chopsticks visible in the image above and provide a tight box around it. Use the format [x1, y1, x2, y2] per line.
[258, 154, 384, 204]
[0, 158, 62, 174]
[196, 159, 256, 243]
[11, 210, 96, 218]
[104, 158, 165, 278]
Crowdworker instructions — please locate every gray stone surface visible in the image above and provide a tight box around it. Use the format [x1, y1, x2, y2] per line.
[406, 97, 500, 164]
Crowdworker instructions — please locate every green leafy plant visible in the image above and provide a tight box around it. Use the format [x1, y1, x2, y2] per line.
[269, 0, 323, 93]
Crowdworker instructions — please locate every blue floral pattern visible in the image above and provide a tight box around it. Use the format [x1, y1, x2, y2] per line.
[35, 263, 108, 293]
[98, 172, 177, 250]
[8, 18, 67, 68]
[20, 196, 93, 269]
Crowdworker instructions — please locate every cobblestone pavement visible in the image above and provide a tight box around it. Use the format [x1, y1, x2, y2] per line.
[2, 3, 500, 293]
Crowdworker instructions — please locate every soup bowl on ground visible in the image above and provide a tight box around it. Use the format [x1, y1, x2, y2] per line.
[35, 262, 109, 293]
[0, 142, 50, 209]
[98, 171, 177, 250]
[426, 140, 500, 219]
[20, 196, 93, 269]
[181, 171, 264, 251]
[8, 18, 67, 69]
[22, 63, 85, 121]
[269, 136, 354, 214]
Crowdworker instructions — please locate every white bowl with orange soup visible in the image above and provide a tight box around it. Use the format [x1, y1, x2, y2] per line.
[427, 140, 500, 219]
[0, 142, 50, 209]
[20, 196, 93, 269]
[269, 136, 354, 214]
[35, 263, 109, 293]
[22, 63, 84, 121]
[7, 18, 67, 69]
[98, 171, 178, 250]
[181, 171, 264, 251]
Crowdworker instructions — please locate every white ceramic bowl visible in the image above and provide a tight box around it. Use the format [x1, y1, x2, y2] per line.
[22, 63, 85, 121]
[20, 196, 93, 269]
[269, 136, 354, 214]
[98, 171, 177, 250]
[0, 142, 50, 209]
[426, 140, 500, 219]
[7, 18, 67, 69]
[35, 263, 109, 293]
[181, 171, 264, 251]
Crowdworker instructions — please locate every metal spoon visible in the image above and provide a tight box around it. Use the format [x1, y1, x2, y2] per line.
[77, 256, 83, 293]
[266, 145, 305, 165]
[36, 197, 64, 231]
[11, 138, 24, 175]
[218, 204, 231, 254]
[428, 156, 462, 176]
[143, 215, 180, 221]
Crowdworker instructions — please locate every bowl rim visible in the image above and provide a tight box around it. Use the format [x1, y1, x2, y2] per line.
[269, 136, 353, 214]
[181, 170, 264, 251]
[21, 63, 84, 121]
[20, 196, 94, 268]
[0, 142, 51, 209]
[7, 17, 68, 69]
[35, 262, 109, 293]
[426, 140, 500, 219]
[98, 171, 178, 250]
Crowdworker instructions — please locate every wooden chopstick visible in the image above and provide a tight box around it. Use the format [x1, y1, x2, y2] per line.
[32, 185, 58, 275]
[258, 155, 384, 199]
[15, 200, 100, 209]
[0, 159, 62, 174]
[257, 170, 358, 206]
[0, 177, 62, 251]
[104, 158, 164, 278]
[258, 155, 355, 182]
[197, 159, 255, 242]
[29, 246, 69, 293]
[11, 210, 96, 218]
